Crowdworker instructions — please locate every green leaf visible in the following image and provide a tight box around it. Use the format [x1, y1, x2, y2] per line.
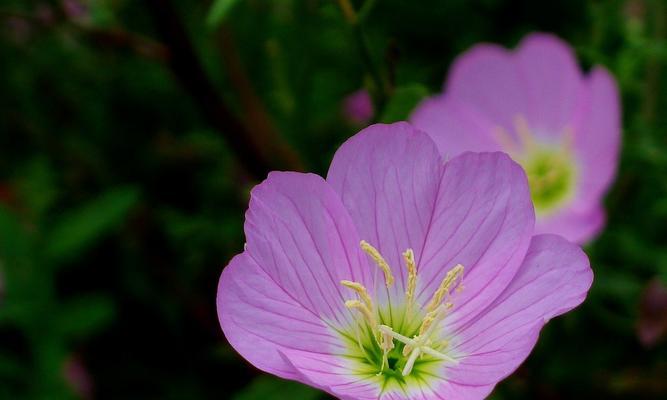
[45, 187, 140, 264]
[0, 206, 32, 261]
[206, 0, 241, 29]
[379, 84, 429, 123]
[232, 376, 321, 400]
[14, 157, 59, 221]
[57, 295, 115, 340]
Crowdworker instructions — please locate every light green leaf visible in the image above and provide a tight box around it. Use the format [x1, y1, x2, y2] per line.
[379, 83, 429, 123]
[45, 187, 140, 264]
[206, 0, 241, 29]
[57, 295, 115, 339]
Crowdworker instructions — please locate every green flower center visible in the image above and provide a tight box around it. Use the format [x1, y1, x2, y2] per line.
[337, 242, 462, 393]
[495, 115, 578, 216]
[521, 148, 577, 215]
[339, 304, 445, 391]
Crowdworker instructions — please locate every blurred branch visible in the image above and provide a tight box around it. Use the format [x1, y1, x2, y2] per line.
[0, 9, 168, 61]
[215, 26, 303, 172]
[641, 0, 665, 124]
[144, 0, 298, 179]
[336, 0, 390, 114]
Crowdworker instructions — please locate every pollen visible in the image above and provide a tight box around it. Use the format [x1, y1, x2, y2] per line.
[341, 280, 373, 311]
[425, 264, 464, 312]
[360, 240, 395, 288]
[403, 249, 417, 305]
[345, 299, 377, 332]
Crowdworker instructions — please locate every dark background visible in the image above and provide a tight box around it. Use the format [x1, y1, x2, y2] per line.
[1, 0, 666, 399]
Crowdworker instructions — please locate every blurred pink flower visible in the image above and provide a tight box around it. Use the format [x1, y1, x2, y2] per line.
[64, 356, 93, 399]
[411, 33, 621, 244]
[342, 89, 374, 125]
[637, 278, 667, 348]
[217, 122, 592, 399]
[62, 0, 89, 21]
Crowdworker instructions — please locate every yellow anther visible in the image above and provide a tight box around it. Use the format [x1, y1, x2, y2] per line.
[561, 125, 575, 150]
[513, 114, 536, 152]
[340, 280, 373, 311]
[360, 240, 394, 288]
[403, 249, 417, 305]
[493, 126, 519, 155]
[345, 300, 377, 330]
[419, 302, 453, 336]
[426, 264, 464, 312]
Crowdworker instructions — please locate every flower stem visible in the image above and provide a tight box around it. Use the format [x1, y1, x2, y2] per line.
[336, 0, 389, 115]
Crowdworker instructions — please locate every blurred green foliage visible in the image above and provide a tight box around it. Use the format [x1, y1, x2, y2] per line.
[0, 0, 666, 399]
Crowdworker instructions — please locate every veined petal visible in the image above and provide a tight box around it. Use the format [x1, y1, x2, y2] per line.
[327, 122, 442, 298]
[445, 234, 592, 386]
[417, 152, 535, 328]
[218, 253, 347, 381]
[281, 348, 381, 400]
[243, 171, 371, 326]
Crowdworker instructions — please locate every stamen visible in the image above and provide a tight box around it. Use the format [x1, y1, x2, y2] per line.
[561, 125, 575, 150]
[340, 280, 373, 311]
[425, 264, 464, 312]
[379, 323, 459, 376]
[345, 300, 377, 330]
[420, 346, 457, 363]
[402, 347, 421, 376]
[403, 249, 417, 305]
[493, 126, 519, 155]
[513, 115, 535, 151]
[378, 325, 419, 347]
[378, 331, 395, 375]
[360, 240, 394, 288]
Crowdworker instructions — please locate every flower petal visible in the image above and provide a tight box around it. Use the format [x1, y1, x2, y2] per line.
[536, 204, 605, 244]
[410, 95, 501, 157]
[244, 171, 371, 325]
[326, 122, 442, 297]
[515, 33, 584, 138]
[218, 253, 346, 381]
[280, 348, 381, 400]
[218, 172, 372, 378]
[445, 234, 593, 386]
[572, 66, 621, 211]
[445, 43, 530, 135]
[417, 152, 535, 328]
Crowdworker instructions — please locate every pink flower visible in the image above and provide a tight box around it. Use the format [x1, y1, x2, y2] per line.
[411, 33, 621, 244]
[217, 123, 592, 399]
[342, 89, 374, 125]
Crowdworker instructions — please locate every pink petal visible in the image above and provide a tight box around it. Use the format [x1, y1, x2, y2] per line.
[535, 204, 605, 244]
[446, 234, 592, 386]
[244, 172, 372, 324]
[218, 253, 347, 381]
[281, 348, 381, 400]
[445, 43, 531, 135]
[326, 122, 443, 298]
[515, 33, 584, 139]
[410, 96, 501, 157]
[418, 152, 535, 328]
[218, 172, 371, 379]
[572, 66, 621, 214]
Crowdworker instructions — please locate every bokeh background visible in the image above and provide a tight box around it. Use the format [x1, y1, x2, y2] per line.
[1, 0, 667, 399]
